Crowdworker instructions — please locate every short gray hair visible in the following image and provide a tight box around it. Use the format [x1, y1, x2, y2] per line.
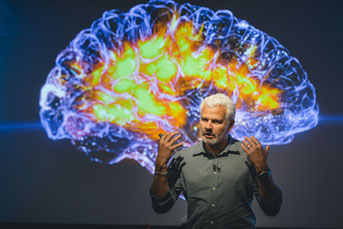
[200, 93, 236, 122]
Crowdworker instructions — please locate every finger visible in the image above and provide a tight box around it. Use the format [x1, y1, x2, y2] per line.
[242, 140, 253, 152]
[159, 134, 166, 145]
[169, 134, 182, 145]
[159, 132, 169, 141]
[265, 145, 270, 155]
[242, 139, 250, 148]
[244, 136, 256, 148]
[171, 142, 184, 150]
[251, 136, 262, 147]
[241, 143, 250, 154]
[165, 131, 179, 143]
[159, 132, 173, 143]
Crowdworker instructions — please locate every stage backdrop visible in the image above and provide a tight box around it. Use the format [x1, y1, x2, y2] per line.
[0, 0, 342, 228]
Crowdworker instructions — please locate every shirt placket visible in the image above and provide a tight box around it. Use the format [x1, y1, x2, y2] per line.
[209, 157, 219, 225]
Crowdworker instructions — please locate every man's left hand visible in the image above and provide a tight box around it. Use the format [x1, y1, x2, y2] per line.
[241, 136, 270, 173]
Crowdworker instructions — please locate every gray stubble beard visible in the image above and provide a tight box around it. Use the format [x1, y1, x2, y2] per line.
[201, 127, 228, 146]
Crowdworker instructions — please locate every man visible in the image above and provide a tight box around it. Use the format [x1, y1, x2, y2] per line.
[150, 93, 282, 228]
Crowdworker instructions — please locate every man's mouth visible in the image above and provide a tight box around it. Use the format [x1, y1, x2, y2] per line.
[204, 133, 215, 138]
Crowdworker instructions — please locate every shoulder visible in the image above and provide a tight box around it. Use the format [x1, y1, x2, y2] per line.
[167, 142, 201, 173]
[172, 142, 202, 159]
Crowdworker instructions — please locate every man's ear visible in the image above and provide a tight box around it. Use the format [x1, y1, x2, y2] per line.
[228, 120, 235, 131]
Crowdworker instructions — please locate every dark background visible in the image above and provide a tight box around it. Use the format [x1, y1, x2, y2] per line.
[0, 0, 342, 228]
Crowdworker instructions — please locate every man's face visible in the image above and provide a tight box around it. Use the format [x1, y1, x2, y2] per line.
[200, 104, 233, 146]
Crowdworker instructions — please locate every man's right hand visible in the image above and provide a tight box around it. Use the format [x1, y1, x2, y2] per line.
[155, 131, 184, 170]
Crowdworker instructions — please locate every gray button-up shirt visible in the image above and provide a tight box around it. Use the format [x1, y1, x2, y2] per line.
[150, 136, 282, 228]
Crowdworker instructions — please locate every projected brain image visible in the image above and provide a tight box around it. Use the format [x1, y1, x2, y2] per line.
[39, 0, 318, 173]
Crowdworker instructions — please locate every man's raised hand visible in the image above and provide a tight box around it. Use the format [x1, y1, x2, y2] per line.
[156, 132, 184, 166]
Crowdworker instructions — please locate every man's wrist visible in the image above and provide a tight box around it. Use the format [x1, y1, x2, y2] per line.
[254, 163, 269, 174]
[155, 161, 168, 172]
[154, 163, 168, 176]
[256, 168, 272, 182]
[154, 170, 168, 176]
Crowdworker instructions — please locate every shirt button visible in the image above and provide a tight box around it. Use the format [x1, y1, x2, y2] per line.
[210, 221, 214, 224]
[211, 204, 215, 207]
[212, 187, 216, 191]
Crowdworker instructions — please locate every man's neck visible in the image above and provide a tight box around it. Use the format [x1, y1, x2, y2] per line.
[205, 136, 230, 156]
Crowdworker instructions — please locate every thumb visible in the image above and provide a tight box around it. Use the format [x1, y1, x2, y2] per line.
[265, 145, 270, 155]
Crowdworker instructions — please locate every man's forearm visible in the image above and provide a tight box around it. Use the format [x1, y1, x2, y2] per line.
[256, 178, 282, 216]
[151, 162, 169, 198]
[257, 175, 274, 199]
[150, 159, 182, 214]
[255, 170, 282, 216]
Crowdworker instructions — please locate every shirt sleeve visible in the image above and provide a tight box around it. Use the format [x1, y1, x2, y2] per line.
[150, 154, 185, 213]
[149, 181, 183, 213]
[255, 184, 282, 216]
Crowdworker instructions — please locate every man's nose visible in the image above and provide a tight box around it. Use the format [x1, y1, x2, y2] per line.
[205, 121, 213, 129]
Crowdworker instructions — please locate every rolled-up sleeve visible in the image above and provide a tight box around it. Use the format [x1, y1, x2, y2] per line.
[256, 184, 282, 216]
[150, 176, 184, 213]
[150, 153, 186, 213]
[150, 188, 177, 213]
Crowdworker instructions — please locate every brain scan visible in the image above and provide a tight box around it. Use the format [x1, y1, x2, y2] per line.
[39, 0, 319, 173]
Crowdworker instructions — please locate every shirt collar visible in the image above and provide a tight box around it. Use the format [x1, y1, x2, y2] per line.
[193, 135, 239, 158]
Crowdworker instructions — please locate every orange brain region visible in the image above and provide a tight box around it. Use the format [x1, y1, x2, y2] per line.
[39, 0, 318, 173]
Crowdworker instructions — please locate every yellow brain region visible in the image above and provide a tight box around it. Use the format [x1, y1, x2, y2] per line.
[65, 16, 282, 140]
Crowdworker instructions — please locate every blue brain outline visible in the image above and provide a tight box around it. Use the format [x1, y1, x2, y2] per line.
[39, 0, 319, 172]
